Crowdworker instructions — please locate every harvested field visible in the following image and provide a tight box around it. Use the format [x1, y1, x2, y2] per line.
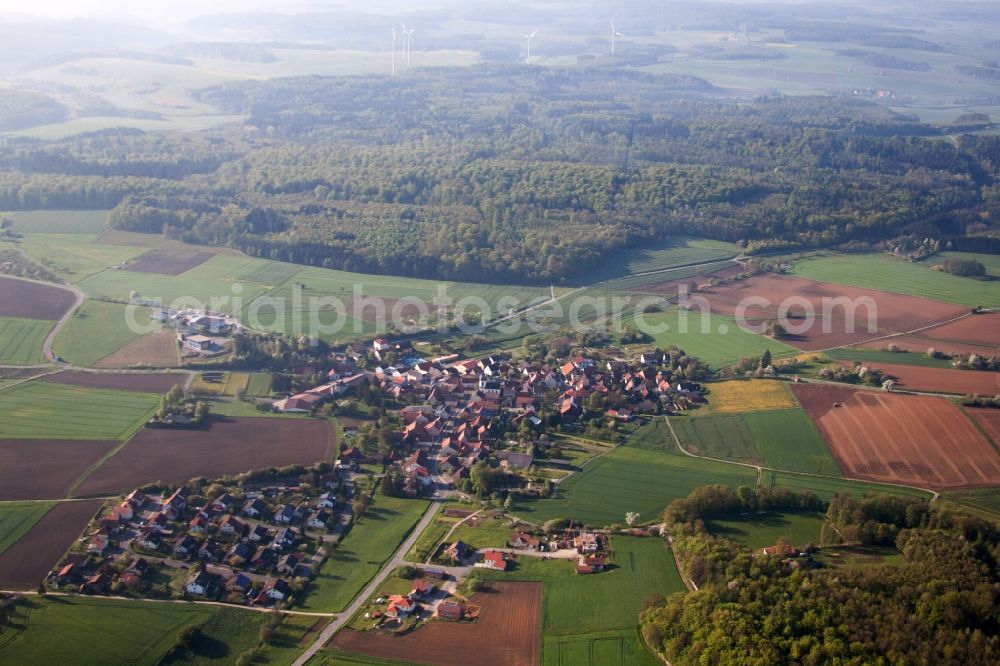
[0, 276, 76, 320]
[706, 380, 795, 414]
[0, 499, 103, 590]
[41, 371, 187, 393]
[93, 330, 179, 368]
[0, 439, 118, 500]
[74, 417, 336, 496]
[703, 274, 967, 350]
[329, 581, 542, 666]
[968, 409, 1000, 445]
[792, 384, 1000, 489]
[123, 248, 214, 275]
[858, 362, 1000, 395]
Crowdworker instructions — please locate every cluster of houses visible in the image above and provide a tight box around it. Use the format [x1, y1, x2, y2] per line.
[436, 528, 610, 576]
[272, 359, 370, 413]
[366, 345, 704, 493]
[50, 476, 343, 608]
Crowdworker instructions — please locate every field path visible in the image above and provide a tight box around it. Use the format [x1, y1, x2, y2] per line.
[293, 499, 441, 666]
[430, 508, 485, 564]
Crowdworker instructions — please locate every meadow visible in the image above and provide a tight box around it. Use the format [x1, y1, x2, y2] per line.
[160, 607, 267, 666]
[53, 300, 152, 366]
[515, 446, 756, 526]
[765, 470, 934, 502]
[298, 496, 429, 612]
[670, 414, 761, 463]
[0, 597, 215, 665]
[542, 629, 661, 666]
[0, 317, 51, 364]
[932, 252, 1000, 278]
[246, 373, 273, 397]
[641, 312, 798, 369]
[707, 511, 827, 549]
[824, 348, 955, 369]
[4, 233, 143, 282]
[0, 380, 159, 440]
[473, 536, 686, 636]
[586, 236, 740, 283]
[745, 408, 841, 477]
[0, 501, 53, 554]
[3, 210, 108, 234]
[705, 379, 796, 414]
[791, 253, 1000, 308]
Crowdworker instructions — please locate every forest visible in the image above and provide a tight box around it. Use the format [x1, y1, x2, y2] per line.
[1, 66, 999, 283]
[643, 485, 1000, 665]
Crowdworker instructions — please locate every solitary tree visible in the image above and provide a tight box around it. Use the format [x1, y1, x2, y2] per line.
[625, 511, 640, 527]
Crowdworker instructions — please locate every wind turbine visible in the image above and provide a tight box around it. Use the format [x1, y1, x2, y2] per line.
[610, 22, 623, 55]
[405, 27, 415, 67]
[524, 28, 538, 64]
[391, 26, 397, 76]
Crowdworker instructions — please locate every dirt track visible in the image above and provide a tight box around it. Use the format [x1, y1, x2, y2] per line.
[329, 581, 542, 666]
[792, 384, 1000, 488]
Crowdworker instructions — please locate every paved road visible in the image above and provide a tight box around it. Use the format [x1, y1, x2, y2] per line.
[292, 499, 443, 666]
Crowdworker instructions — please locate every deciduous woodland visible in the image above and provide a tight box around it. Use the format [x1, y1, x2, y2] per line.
[1, 67, 998, 283]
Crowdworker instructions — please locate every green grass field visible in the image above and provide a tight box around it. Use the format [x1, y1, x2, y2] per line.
[447, 525, 512, 549]
[587, 236, 740, 283]
[77, 268, 271, 311]
[640, 311, 798, 368]
[0, 597, 215, 665]
[3, 210, 108, 234]
[765, 470, 934, 501]
[312, 651, 426, 666]
[943, 488, 1000, 522]
[53, 300, 151, 366]
[160, 607, 266, 666]
[0, 380, 159, 440]
[543, 629, 663, 666]
[623, 419, 680, 455]
[473, 536, 686, 636]
[824, 348, 955, 369]
[5, 233, 144, 282]
[298, 497, 429, 612]
[0, 318, 51, 365]
[0, 501, 54, 555]
[246, 373, 273, 397]
[707, 511, 827, 549]
[791, 253, 1000, 307]
[745, 409, 842, 477]
[671, 414, 761, 463]
[515, 447, 756, 526]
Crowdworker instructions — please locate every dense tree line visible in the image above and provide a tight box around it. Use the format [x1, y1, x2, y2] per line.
[1, 66, 998, 283]
[643, 486, 1000, 665]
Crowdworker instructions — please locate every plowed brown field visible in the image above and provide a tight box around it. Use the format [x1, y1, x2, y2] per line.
[328, 581, 542, 666]
[792, 384, 1000, 488]
[704, 274, 967, 350]
[968, 408, 1000, 445]
[0, 276, 76, 320]
[124, 249, 214, 275]
[0, 499, 103, 589]
[849, 362, 1000, 395]
[0, 439, 118, 500]
[74, 417, 336, 496]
